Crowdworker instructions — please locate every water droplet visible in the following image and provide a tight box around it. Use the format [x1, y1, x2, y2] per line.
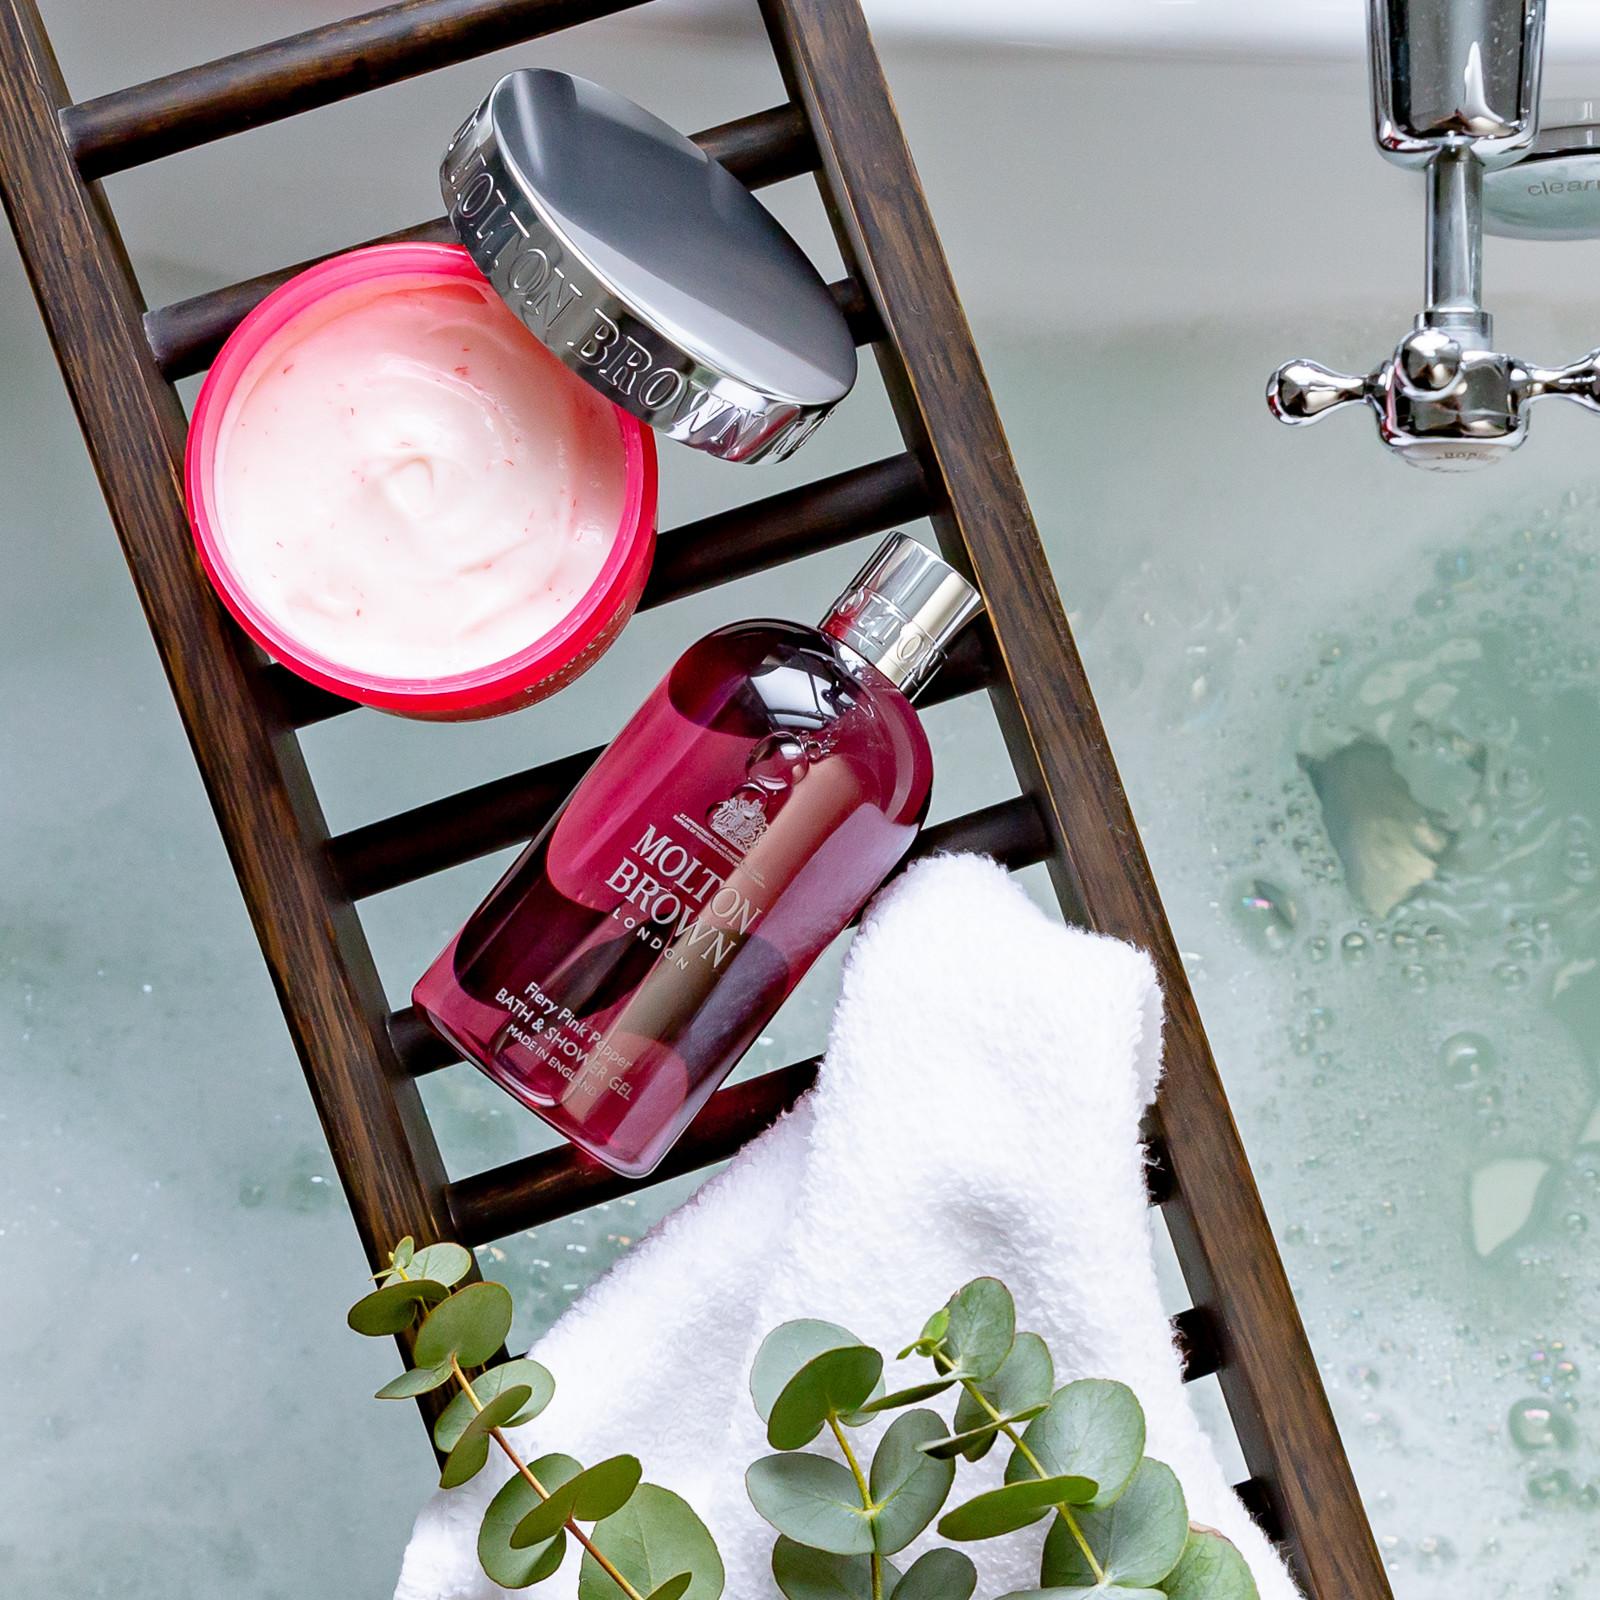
[1529, 1468, 1576, 1504]
[1509, 1398, 1577, 1453]
[1441, 1032, 1496, 1088]
[1494, 961, 1529, 989]
[1416, 1535, 1456, 1568]
[1231, 879, 1297, 953]
[1341, 931, 1370, 963]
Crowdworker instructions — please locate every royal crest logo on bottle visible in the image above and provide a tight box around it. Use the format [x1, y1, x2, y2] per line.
[708, 793, 768, 852]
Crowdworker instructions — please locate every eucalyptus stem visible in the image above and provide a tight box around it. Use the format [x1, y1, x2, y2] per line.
[826, 1413, 882, 1600]
[937, 1355, 1107, 1587]
[450, 1355, 649, 1600]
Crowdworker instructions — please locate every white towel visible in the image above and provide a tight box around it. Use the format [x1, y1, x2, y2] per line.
[396, 853, 1298, 1600]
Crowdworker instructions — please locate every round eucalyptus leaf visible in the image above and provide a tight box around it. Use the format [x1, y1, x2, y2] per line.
[1007, 1380, 1144, 1509]
[1158, 1529, 1259, 1600]
[1041, 1458, 1187, 1589]
[849, 1379, 954, 1418]
[746, 1454, 875, 1555]
[889, 1548, 977, 1600]
[770, 1537, 898, 1600]
[769, 1347, 884, 1449]
[937, 1474, 1097, 1542]
[752, 1321, 873, 1424]
[374, 1363, 453, 1400]
[578, 1483, 725, 1600]
[480, 1470, 570, 1590]
[571, 1454, 644, 1522]
[918, 1402, 1050, 1461]
[347, 1279, 446, 1336]
[868, 1410, 955, 1554]
[503, 1454, 586, 1548]
[435, 1358, 556, 1451]
[415, 1282, 514, 1370]
[410, 1242, 474, 1287]
[511, 1479, 579, 1549]
[392, 1236, 416, 1269]
[644, 1575, 695, 1600]
[952, 1333, 1055, 1459]
[941, 1278, 1015, 1382]
[897, 1306, 950, 1360]
[439, 1384, 532, 1490]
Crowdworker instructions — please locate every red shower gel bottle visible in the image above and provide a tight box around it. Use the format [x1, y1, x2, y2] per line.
[413, 533, 981, 1177]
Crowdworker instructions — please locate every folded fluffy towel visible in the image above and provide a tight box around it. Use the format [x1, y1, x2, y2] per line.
[396, 852, 1298, 1600]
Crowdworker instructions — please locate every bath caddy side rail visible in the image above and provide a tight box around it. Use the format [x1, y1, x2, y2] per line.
[0, 1, 1389, 1595]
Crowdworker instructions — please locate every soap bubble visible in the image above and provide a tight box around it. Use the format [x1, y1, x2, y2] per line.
[1441, 1032, 1496, 1088]
[1509, 1398, 1577, 1453]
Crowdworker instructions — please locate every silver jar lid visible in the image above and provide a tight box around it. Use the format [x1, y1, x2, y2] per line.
[821, 533, 983, 697]
[442, 69, 858, 464]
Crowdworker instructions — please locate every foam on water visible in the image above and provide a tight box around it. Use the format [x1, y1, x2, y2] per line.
[1105, 494, 1600, 1594]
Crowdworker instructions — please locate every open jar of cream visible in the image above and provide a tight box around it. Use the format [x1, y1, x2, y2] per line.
[186, 241, 657, 718]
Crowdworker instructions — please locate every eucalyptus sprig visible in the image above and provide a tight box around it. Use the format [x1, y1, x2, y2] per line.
[348, 1238, 723, 1600]
[745, 1278, 1261, 1600]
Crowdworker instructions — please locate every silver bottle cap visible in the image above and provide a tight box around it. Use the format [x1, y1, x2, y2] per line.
[442, 69, 858, 464]
[821, 533, 983, 696]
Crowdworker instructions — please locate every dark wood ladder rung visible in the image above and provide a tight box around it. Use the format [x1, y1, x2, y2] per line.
[1172, 1305, 1224, 1382]
[330, 622, 996, 901]
[386, 791, 1049, 1078]
[1143, 1133, 1175, 1206]
[276, 449, 930, 734]
[63, 0, 654, 178]
[447, 1054, 820, 1240]
[446, 1056, 1203, 1253]
[1233, 1476, 1286, 1544]
[642, 451, 930, 611]
[144, 104, 832, 380]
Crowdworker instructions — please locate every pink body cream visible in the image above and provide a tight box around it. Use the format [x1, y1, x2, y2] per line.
[186, 243, 657, 718]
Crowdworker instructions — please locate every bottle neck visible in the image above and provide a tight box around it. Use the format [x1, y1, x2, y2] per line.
[819, 589, 942, 697]
[825, 630, 932, 703]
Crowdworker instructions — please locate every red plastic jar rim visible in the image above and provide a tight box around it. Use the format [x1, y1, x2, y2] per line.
[184, 241, 658, 715]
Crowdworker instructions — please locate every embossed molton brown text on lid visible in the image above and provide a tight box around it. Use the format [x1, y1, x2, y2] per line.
[442, 69, 858, 465]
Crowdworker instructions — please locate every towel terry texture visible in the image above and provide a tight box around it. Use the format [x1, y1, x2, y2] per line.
[396, 852, 1298, 1600]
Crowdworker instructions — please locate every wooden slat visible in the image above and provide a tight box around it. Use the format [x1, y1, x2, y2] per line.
[642, 452, 928, 612]
[1171, 1306, 1224, 1383]
[388, 791, 1049, 1079]
[447, 1055, 820, 1240]
[1234, 1476, 1286, 1544]
[144, 103, 824, 379]
[63, 0, 650, 178]
[1143, 1133, 1175, 1206]
[759, 2, 1390, 1595]
[330, 621, 995, 901]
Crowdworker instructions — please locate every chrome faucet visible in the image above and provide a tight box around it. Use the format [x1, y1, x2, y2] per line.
[1268, 0, 1600, 470]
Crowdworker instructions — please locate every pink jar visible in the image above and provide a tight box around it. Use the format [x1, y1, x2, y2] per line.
[185, 242, 657, 720]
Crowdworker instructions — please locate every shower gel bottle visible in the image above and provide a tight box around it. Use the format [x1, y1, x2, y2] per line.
[413, 532, 982, 1176]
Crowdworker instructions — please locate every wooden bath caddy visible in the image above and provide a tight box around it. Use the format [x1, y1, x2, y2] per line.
[0, 2, 1390, 1594]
